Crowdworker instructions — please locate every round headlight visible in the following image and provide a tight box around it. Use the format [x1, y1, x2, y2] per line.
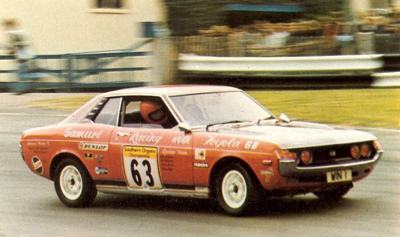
[300, 150, 313, 165]
[351, 145, 361, 159]
[361, 143, 371, 158]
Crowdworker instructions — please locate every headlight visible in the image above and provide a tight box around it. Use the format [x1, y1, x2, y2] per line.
[300, 150, 313, 165]
[350, 145, 361, 160]
[360, 143, 371, 158]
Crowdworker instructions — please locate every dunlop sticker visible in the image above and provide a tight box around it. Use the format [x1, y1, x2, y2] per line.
[79, 142, 109, 151]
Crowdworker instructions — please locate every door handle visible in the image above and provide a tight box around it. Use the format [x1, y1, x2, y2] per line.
[116, 131, 131, 137]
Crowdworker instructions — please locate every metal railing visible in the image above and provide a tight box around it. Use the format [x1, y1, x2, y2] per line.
[175, 33, 400, 57]
[0, 39, 153, 91]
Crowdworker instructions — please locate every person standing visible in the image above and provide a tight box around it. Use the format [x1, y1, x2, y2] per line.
[2, 19, 39, 94]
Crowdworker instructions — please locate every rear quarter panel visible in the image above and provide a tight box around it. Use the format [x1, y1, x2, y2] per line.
[20, 124, 115, 180]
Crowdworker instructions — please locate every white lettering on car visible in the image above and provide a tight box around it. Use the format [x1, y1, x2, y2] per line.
[64, 128, 103, 140]
[129, 133, 163, 145]
[171, 136, 191, 145]
[204, 136, 241, 149]
[244, 140, 260, 150]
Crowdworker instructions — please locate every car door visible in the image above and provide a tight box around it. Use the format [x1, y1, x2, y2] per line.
[109, 96, 194, 190]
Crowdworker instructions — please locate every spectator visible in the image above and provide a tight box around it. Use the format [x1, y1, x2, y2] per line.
[1, 19, 39, 94]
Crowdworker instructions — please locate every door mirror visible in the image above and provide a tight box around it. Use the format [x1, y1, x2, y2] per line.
[279, 113, 291, 123]
[178, 122, 191, 134]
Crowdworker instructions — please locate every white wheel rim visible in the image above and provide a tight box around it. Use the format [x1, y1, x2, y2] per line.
[222, 170, 247, 209]
[59, 165, 83, 200]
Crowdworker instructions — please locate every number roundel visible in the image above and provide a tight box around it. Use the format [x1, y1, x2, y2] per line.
[123, 146, 162, 189]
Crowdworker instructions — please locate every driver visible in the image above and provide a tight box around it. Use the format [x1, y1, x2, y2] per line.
[140, 100, 169, 127]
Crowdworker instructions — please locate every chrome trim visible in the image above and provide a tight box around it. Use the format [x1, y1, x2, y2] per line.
[96, 185, 210, 199]
[279, 151, 383, 177]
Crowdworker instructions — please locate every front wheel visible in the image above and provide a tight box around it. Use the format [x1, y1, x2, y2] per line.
[215, 163, 259, 216]
[54, 158, 97, 207]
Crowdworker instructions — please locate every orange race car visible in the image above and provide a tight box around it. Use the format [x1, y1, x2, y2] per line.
[20, 85, 383, 215]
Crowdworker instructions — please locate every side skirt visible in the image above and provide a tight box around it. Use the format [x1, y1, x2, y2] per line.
[96, 185, 210, 199]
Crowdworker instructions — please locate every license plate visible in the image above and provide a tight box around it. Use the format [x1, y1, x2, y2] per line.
[326, 170, 352, 183]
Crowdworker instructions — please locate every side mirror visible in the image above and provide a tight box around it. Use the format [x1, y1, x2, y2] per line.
[178, 122, 192, 134]
[279, 113, 291, 123]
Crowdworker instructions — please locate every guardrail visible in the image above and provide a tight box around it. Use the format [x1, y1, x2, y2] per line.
[0, 39, 153, 91]
[175, 33, 400, 57]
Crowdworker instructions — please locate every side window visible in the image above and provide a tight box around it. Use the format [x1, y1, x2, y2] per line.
[94, 97, 121, 125]
[120, 96, 177, 129]
[96, 0, 124, 9]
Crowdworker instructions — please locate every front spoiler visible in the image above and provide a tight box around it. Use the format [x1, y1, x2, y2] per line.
[279, 151, 383, 178]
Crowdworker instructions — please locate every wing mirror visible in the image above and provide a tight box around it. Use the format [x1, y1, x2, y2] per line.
[278, 113, 291, 123]
[178, 122, 192, 134]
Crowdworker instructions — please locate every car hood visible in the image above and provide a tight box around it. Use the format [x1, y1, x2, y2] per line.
[215, 120, 376, 149]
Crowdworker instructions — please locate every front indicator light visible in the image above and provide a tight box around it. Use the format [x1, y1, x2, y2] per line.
[351, 145, 361, 160]
[19, 144, 25, 161]
[300, 150, 313, 165]
[360, 143, 371, 158]
[373, 140, 383, 152]
[276, 149, 298, 164]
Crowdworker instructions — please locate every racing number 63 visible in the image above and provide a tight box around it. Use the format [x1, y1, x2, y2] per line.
[130, 159, 155, 187]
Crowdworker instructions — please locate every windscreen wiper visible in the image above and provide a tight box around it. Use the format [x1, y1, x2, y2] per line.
[256, 116, 276, 125]
[206, 120, 250, 131]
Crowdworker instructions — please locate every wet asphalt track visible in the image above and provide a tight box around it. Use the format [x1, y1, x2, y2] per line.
[0, 93, 399, 237]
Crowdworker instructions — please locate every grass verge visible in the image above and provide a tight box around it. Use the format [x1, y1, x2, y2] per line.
[248, 88, 400, 129]
[28, 88, 400, 129]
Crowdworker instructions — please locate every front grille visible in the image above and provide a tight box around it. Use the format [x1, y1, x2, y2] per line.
[293, 142, 376, 167]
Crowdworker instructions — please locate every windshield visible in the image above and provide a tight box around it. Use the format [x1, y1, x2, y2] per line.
[170, 91, 274, 127]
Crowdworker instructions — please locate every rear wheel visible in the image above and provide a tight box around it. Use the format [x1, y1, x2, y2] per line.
[54, 158, 97, 207]
[313, 184, 353, 201]
[215, 163, 259, 216]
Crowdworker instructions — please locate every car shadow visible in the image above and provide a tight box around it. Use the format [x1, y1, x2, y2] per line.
[90, 193, 359, 217]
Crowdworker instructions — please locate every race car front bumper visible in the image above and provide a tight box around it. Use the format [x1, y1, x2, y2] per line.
[279, 151, 383, 178]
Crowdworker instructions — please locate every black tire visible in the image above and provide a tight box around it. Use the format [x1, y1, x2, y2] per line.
[313, 184, 353, 201]
[215, 163, 259, 216]
[54, 158, 97, 207]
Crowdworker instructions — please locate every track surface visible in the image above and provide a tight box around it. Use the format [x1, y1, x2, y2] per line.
[0, 93, 399, 237]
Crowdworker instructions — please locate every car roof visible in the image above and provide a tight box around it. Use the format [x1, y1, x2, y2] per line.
[103, 85, 242, 97]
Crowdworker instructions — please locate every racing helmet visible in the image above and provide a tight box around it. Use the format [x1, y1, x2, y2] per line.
[140, 100, 168, 124]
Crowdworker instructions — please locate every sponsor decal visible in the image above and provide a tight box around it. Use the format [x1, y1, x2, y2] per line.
[83, 153, 105, 164]
[195, 149, 206, 160]
[84, 153, 94, 159]
[177, 150, 189, 156]
[95, 167, 109, 175]
[194, 162, 209, 168]
[27, 141, 50, 153]
[128, 132, 163, 145]
[161, 148, 176, 156]
[79, 142, 109, 151]
[32, 156, 43, 175]
[95, 154, 105, 164]
[64, 128, 103, 140]
[261, 170, 274, 183]
[244, 140, 260, 151]
[161, 148, 189, 157]
[123, 146, 158, 158]
[204, 136, 241, 149]
[171, 136, 191, 145]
